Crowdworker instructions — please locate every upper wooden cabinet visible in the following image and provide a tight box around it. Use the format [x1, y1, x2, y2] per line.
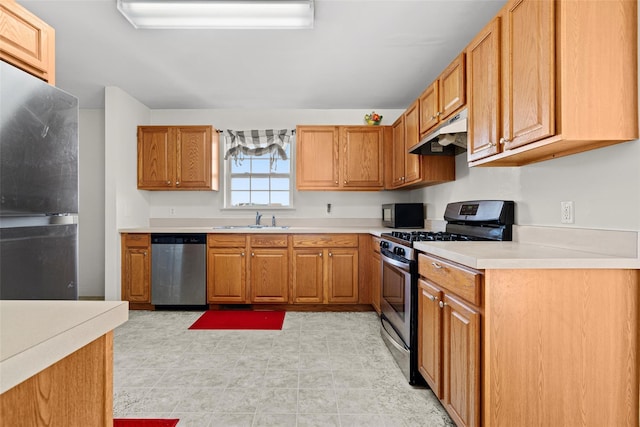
[0, 1, 55, 84]
[387, 100, 455, 189]
[296, 125, 385, 191]
[137, 125, 219, 190]
[419, 53, 466, 138]
[467, 0, 638, 167]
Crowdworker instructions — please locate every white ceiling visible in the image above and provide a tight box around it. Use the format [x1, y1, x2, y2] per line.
[19, 0, 507, 110]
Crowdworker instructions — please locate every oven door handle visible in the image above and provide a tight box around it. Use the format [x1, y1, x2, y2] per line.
[381, 317, 409, 351]
[381, 249, 411, 271]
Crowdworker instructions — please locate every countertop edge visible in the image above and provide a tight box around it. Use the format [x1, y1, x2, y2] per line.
[0, 301, 129, 394]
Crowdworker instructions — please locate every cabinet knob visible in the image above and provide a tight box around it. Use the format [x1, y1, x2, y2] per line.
[335, 180, 338, 184]
[319, 252, 322, 257]
[144, 251, 147, 256]
[329, 252, 333, 257]
[439, 301, 447, 308]
[499, 137, 510, 145]
[176, 181, 180, 186]
[167, 180, 171, 185]
[401, 176, 405, 181]
[251, 252, 255, 257]
[436, 111, 442, 117]
[422, 290, 435, 301]
[430, 115, 436, 120]
[241, 252, 245, 257]
[431, 262, 443, 269]
[343, 180, 347, 184]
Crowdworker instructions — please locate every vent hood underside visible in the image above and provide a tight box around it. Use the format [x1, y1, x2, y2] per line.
[409, 109, 468, 156]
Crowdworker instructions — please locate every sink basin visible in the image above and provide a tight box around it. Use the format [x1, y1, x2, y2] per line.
[212, 225, 290, 230]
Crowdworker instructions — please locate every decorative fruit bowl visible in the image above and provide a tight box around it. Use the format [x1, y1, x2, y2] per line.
[364, 111, 382, 125]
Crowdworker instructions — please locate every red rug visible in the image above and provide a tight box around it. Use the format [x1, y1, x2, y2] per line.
[113, 419, 178, 427]
[188, 310, 285, 330]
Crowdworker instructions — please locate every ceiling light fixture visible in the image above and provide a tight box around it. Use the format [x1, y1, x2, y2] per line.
[117, 0, 314, 29]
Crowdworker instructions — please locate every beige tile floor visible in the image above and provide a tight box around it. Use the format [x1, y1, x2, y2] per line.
[113, 310, 454, 427]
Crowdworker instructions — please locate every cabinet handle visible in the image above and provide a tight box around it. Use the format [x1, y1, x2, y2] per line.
[241, 252, 245, 257]
[422, 290, 436, 301]
[166, 180, 171, 185]
[251, 252, 255, 257]
[401, 176, 405, 181]
[430, 115, 436, 120]
[499, 137, 510, 145]
[476, 141, 497, 152]
[143, 251, 147, 256]
[176, 181, 180, 186]
[439, 301, 447, 309]
[344, 180, 347, 184]
[319, 252, 323, 257]
[329, 252, 333, 257]
[431, 262, 443, 269]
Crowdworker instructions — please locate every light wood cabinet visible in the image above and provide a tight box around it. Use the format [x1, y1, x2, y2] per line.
[121, 234, 151, 304]
[370, 236, 381, 314]
[249, 235, 288, 303]
[419, 53, 466, 138]
[0, 1, 55, 84]
[466, 0, 638, 167]
[207, 234, 248, 303]
[387, 100, 455, 189]
[418, 253, 481, 427]
[291, 234, 359, 304]
[208, 234, 289, 304]
[296, 125, 385, 190]
[418, 251, 639, 427]
[137, 125, 219, 191]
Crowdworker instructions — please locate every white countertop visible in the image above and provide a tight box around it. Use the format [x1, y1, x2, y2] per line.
[414, 241, 640, 269]
[119, 226, 387, 235]
[0, 300, 129, 394]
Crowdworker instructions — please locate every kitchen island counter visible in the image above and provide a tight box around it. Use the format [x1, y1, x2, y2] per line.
[119, 225, 388, 235]
[0, 300, 128, 425]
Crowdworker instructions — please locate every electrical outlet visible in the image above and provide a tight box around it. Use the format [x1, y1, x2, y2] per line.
[169, 207, 176, 216]
[560, 201, 574, 224]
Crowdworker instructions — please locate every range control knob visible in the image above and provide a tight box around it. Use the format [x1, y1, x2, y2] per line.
[394, 247, 405, 257]
[380, 241, 390, 249]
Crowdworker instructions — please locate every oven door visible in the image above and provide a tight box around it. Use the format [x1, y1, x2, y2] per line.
[380, 248, 414, 347]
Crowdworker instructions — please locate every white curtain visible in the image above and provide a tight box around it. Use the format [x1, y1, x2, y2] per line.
[224, 129, 291, 169]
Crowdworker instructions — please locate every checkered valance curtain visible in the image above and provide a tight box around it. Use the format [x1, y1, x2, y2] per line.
[224, 129, 291, 167]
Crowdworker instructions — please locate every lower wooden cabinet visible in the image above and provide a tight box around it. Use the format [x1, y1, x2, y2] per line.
[121, 234, 151, 303]
[207, 234, 289, 304]
[291, 234, 359, 304]
[418, 253, 481, 427]
[370, 236, 381, 313]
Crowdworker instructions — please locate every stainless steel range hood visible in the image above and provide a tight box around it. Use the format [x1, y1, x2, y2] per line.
[408, 109, 467, 156]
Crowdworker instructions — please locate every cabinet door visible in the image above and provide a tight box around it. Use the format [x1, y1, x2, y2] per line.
[296, 126, 340, 189]
[292, 249, 324, 303]
[419, 81, 439, 137]
[341, 127, 384, 189]
[122, 247, 150, 303]
[391, 116, 406, 188]
[439, 53, 466, 121]
[466, 17, 502, 162]
[442, 293, 480, 427]
[418, 279, 443, 398]
[403, 100, 422, 185]
[327, 248, 358, 303]
[371, 250, 381, 314]
[0, 1, 55, 84]
[250, 248, 288, 303]
[138, 126, 174, 189]
[207, 248, 247, 303]
[175, 126, 213, 189]
[501, 0, 555, 150]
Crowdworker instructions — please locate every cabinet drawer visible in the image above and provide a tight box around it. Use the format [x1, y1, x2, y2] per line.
[208, 234, 247, 247]
[123, 233, 150, 247]
[250, 234, 288, 247]
[418, 253, 482, 306]
[292, 234, 358, 248]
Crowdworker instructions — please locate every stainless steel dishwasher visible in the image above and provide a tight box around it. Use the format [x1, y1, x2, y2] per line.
[151, 234, 206, 306]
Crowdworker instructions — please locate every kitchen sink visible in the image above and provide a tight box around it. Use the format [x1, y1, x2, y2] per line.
[212, 225, 290, 230]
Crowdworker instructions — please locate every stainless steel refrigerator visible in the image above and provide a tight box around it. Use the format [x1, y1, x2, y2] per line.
[0, 61, 79, 300]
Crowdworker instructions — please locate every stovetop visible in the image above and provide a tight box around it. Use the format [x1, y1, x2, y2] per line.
[385, 230, 482, 243]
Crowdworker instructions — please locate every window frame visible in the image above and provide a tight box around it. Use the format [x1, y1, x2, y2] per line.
[223, 142, 295, 210]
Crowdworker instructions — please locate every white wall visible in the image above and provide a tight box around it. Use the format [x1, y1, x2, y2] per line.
[410, 139, 640, 231]
[148, 109, 410, 221]
[78, 109, 105, 297]
[104, 87, 152, 300]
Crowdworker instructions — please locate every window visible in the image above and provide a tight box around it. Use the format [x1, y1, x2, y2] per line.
[225, 143, 292, 208]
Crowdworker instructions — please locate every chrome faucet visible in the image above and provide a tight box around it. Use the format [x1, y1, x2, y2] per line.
[271, 215, 276, 227]
[255, 211, 262, 226]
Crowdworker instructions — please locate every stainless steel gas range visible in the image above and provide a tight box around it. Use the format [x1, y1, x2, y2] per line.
[379, 200, 515, 385]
